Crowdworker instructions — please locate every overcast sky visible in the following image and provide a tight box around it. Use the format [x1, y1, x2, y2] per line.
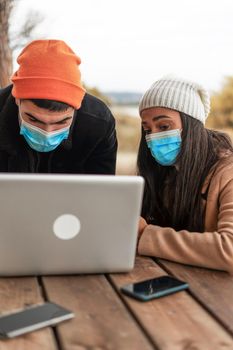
[10, 0, 233, 94]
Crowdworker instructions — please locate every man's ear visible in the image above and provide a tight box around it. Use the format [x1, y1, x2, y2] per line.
[15, 98, 20, 106]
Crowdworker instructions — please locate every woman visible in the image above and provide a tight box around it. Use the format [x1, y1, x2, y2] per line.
[137, 76, 233, 273]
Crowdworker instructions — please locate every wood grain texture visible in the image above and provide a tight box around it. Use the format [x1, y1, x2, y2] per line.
[0, 277, 57, 350]
[43, 274, 154, 350]
[110, 257, 233, 350]
[158, 258, 233, 336]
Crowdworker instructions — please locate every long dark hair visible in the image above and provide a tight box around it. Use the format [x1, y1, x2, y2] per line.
[137, 113, 233, 232]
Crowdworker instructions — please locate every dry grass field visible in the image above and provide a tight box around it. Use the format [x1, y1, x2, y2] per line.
[114, 113, 140, 175]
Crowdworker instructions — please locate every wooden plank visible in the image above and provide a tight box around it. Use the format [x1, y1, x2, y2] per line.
[158, 258, 233, 336]
[0, 277, 57, 350]
[110, 256, 233, 350]
[43, 274, 154, 350]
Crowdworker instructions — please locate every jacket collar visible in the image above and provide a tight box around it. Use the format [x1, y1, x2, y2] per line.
[0, 92, 21, 154]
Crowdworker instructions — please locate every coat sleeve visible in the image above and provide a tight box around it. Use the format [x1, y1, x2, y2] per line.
[138, 168, 233, 273]
[84, 109, 118, 175]
[0, 85, 13, 112]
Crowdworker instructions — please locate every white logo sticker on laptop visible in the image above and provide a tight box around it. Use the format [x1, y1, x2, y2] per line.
[53, 214, 81, 240]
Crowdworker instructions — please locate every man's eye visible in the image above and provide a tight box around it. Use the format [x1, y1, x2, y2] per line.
[29, 118, 37, 122]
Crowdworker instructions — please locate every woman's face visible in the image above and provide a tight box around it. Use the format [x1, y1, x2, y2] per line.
[140, 107, 182, 134]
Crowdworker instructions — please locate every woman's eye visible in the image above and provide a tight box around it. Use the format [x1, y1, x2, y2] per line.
[159, 124, 170, 131]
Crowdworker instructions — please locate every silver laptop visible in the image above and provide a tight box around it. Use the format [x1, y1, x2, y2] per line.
[0, 174, 144, 275]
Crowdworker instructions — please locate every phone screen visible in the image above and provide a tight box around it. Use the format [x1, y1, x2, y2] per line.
[121, 276, 189, 300]
[0, 302, 74, 338]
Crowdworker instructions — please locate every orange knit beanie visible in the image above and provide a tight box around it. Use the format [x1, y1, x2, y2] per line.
[11, 40, 86, 109]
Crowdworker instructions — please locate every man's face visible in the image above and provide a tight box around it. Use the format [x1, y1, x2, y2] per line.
[16, 99, 75, 133]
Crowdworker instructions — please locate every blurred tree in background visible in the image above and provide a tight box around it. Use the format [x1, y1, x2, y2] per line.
[207, 77, 233, 132]
[1, 0, 232, 175]
[0, 0, 44, 87]
[83, 84, 111, 106]
[0, 0, 13, 87]
[0, 0, 140, 174]
[10, 9, 44, 52]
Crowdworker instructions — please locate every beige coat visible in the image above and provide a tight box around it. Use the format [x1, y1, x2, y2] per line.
[138, 154, 233, 273]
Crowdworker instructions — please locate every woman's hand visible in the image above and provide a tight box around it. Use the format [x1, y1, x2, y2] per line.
[137, 217, 148, 247]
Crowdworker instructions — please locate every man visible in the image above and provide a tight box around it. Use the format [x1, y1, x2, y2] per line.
[0, 40, 117, 173]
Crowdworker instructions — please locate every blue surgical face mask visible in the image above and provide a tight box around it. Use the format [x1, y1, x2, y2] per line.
[145, 129, 182, 166]
[19, 112, 71, 152]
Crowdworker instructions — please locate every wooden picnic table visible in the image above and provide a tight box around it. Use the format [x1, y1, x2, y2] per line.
[0, 256, 232, 349]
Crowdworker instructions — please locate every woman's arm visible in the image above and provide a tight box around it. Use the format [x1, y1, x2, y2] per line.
[138, 172, 233, 273]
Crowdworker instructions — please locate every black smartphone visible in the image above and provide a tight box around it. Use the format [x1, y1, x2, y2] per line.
[0, 302, 74, 339]
[121, 275, 189, 301]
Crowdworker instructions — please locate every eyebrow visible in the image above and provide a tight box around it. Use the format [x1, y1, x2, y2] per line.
[141, 115, 172, 126]
[24, 112, 73, 125]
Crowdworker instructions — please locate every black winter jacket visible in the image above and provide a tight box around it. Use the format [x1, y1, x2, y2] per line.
[0, 85, 117, 174]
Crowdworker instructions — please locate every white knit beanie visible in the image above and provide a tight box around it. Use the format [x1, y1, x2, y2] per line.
[139, 76, 210, 124]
